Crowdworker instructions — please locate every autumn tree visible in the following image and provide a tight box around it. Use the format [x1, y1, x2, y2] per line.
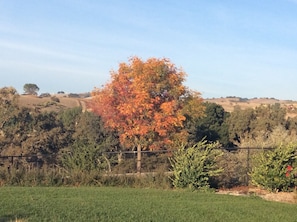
[90, 57, 204, 173]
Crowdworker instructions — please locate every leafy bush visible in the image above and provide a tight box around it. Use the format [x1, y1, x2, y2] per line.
[61, 142, 108, 172]
[250, 143, 297, 191]
[169, 141, 223, 190]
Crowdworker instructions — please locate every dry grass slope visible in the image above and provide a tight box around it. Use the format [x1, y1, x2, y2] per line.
[205, 97, 297, 117]
[18, 94, 84, 112]
[18, 95, 297, 117]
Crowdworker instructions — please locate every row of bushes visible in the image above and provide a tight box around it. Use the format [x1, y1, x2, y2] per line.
[170, 141, 297, 192]
[0, 142, 296, 191]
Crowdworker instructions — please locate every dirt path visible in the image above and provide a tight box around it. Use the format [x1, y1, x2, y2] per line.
[77, 99, 87, 112]
[217, 186, 296, 204]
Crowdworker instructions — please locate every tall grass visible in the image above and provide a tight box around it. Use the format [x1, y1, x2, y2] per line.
[0, 166, 172, 188]
[0, 187, 296, 222]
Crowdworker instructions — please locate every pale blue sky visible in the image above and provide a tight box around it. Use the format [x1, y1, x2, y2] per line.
[1, 0, 297, 99]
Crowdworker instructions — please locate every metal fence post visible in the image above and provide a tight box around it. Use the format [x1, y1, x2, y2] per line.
[246, 147, 250, 186]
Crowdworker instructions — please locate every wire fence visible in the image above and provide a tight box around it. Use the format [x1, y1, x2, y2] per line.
[0, 147, 274, 187]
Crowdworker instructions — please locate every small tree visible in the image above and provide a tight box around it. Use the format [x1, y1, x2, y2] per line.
[23, 83, 39, 95]
[169, 140, 223, 190]
[90, 57, 204, 174]
[250, 143, 297, 191]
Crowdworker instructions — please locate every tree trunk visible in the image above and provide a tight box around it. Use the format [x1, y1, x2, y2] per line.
[137, 144, 141, 176]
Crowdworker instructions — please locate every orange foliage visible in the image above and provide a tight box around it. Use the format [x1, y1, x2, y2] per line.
[90, 57, 204, 150]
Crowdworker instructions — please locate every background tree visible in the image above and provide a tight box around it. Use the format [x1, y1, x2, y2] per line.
[21, 111, 68, 163]
[23, 83, 39, 95]
[227, 104, 287, 147]
[226, 107, 256, 145]
[0, 87, 19, 126]
[191, 102, 231, 147]
[252, 103, 286, 137]
[286, 116, 297, 137]
[90, 57, 204, 173]
[60, 109, 120, 173]
[0, 87, 21, 154]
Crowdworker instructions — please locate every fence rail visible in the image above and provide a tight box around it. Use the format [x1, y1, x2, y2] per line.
[0, 147, 275, 186]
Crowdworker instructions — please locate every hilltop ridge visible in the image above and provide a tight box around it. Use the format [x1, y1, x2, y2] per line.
[16, 93, 297, 117]
[205, 96, 297, 117]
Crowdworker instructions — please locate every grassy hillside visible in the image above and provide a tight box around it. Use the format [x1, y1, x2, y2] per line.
[18, 94, 297, 117]
[18, 94, 87, 112]
[205, 97, 297, 117]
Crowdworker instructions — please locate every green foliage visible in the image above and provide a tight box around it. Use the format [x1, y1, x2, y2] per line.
[72, 111, 120, 150]
[191, 102, 231, 146]
[61, 141, 108, 172]
[0, 87, 21, 150]
[60, 110, 120, 173]
[253, 103, 286, 131]
[0, 166, 65, 186]
[23, 83, 39, 95]
[19, 111, 70, 163]
[3, 86, 297, 191]
[227, 107, 256, 144]
[58, 107, 82, 129]
[227, 104, 287, 146]
[99, 173, 172, 189]
[242, 125, 297, 148]
[250, 143, 297, 191]
[0, 90, 72, 160]
[170, 140, 223, 190]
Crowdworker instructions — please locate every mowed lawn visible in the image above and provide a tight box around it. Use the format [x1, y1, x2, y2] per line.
[0, 187, 296, 222]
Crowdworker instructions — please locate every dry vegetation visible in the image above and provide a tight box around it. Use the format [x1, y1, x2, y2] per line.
[205, 97, 297, 117]
[18, 94, 85, 112]
[20, 95, 297, 115]
[217, 186, 297, 204]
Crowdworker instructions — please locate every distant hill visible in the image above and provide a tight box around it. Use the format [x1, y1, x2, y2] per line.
[17, 94, 297, 118]
[204, 97, 297, 118]
[18, 93, 88, 112]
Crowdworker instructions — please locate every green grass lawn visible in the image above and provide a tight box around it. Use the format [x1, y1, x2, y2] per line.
[0, 187, 296, 222]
